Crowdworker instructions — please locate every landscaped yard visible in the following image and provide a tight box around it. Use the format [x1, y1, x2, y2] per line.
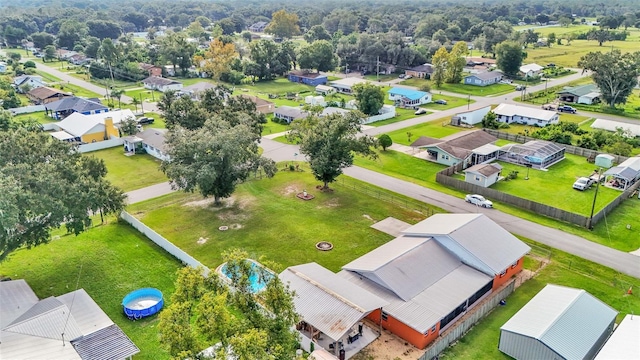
[422, 93, 476, 111]
[125, 88, 163, 103]
[34, 70, 102, 99]
[126, 168, 436, 272]
[88, 147, 167, 192]
[382, 116, 465, 145]
[237, 77, 315, 96]
[0, 223, 182, 360]
[439, 238, 640, 359]
[482, 113, 592, 136]
[401, 77, 515, 96]
[262, 115, 289, 135]
[12, 111, 56, 124]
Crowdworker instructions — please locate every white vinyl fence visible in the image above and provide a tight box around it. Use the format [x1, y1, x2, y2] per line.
[78, 138, 123, 153]
[120, 211, 210, 275]
[9, 105, 45, 115]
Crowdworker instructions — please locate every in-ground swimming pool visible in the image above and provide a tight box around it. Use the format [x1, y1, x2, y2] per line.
[219, 260, 274, 293]
[122, 288, 164, 320]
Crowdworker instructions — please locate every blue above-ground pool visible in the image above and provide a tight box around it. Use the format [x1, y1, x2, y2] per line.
[122, 288, 164, 320]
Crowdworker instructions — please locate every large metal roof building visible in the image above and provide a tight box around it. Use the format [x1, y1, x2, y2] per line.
[595, 314, 640, 360]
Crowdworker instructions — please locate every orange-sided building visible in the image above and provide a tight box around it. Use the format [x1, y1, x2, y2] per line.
[338, 213, 530, 350]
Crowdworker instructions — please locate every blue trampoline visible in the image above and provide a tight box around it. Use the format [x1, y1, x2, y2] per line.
[122, 288, 164, 320]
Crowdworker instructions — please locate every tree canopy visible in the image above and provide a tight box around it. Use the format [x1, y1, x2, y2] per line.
[352, 83, 385, 116]
[194, 38, 238, 80]
[495, 40, 524, 77]
[0, 124, 125, 262]
[578, 50, 640, 107]
[288, 112, 377, 189]
[264, 9, 301, 39]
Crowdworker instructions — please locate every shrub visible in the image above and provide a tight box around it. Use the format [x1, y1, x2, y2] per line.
[23, 60, 36, 69]
[378, 134, 392, 151]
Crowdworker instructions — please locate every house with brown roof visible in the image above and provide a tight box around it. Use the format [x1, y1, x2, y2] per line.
[411, 130, 498, 167]
[139, 63, 163, 77]
[237, 95, 275, 114]
[405, 64, 434, 79]
[26, 86, 72, 105]
[463, 163, 502, 187]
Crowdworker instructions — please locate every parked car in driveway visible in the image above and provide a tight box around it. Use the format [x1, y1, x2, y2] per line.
[557, 105, 577, 113]
[465, 194, 493, 208]
[414, 108, 427, 115]
[137, 117, 155, 125]
[434, 99, 447, 105]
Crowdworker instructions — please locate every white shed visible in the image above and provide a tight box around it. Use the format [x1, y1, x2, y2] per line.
[499, 284, 617, 360]
[451, 106, 492, 126]
[595, 154, 615, 169]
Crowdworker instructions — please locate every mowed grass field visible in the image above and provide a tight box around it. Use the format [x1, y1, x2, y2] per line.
[88, 147, 167, 192]
[126, 168, 435, 272]
[383, 116, 464, 145]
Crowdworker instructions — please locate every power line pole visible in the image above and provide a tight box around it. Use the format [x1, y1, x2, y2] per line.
[376, 56, 380, 82]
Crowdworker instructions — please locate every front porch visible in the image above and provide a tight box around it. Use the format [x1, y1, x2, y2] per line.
[298, 322, 380, 359]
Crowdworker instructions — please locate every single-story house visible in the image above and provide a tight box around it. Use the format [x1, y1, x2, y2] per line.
[463, 71, 503, 86]
[123, 128, 169, 161]
[49, 109, 135, 144]
[315, 84, 335, 96]
[413, 130, 498, 167]
[0, 279, 139, 360]
[56, 49, 77, 60]
[236, 94, 275, 114]
[274, 106, 307, 123]
[465, 57, 497, 67]
[603, 156, 640, 190]
[13, 75, 46, 92]
[591, 119, 640, 138]
[320, 107, 350, 117]
[248, 21, 269, 32]
[499, 284, 617, 360]
[450, 106, 492, 126]
[498, 140, 566, 169]
[287, 70, 328, 86]
[464, 163, 502, 187]
[69, 54, 92, 66]
[330, 77, 371, 94]
[493, 103, 559, 127]
[594, 314, 640, 360]
[44, 96, 109, 120]
[405, 64, 433, 79]
[519, 63, 544, 77]
[142, 76, 183, 92]
[557, 84, 601, 105]
[139, 63, 163, 77]
[388, 87, 431, 108]
[339, 214, 530, 349]
[0, 61, 7, 73]
[280, 262, 388, 358]
[26, 86, 72, 105]
[182, 81, 217, 100]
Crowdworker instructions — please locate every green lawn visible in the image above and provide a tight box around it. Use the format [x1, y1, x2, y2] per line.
[262, 115, 290, 135]
[524, 39, 640, 68]
[126, 168, 435, 272]
[0, 223, 182, 360]
[363, 74, 398, 82]
[423, 93, 476, 111]
[484, 113, 592, 136]
[367, 107, 424, 127]
[34, 70, 102, 99]
[87, 147, 167, 192]
[440, 238, 640, 359]
[383, 117, 465, 145]
[402, 78, 515, 96]
[13, 111, 55, 125]
[238, 78, 315, 96]
[125, 88, 163, 103]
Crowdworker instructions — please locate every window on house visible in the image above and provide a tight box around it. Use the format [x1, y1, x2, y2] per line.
[381, 311, 388, 321]
[499, 269, 507, 277]
[511, 260, 518, 269]
[475, 176, 480, 181]
[431, 325, 437, 333]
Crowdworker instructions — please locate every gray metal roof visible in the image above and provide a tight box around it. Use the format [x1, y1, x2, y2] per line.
[403, 214, 531, 275]
[341, 236, 427, 273]
[339, 264, 491, 333]
[279, 263, 387, 341]
[595, 314, 640, 360]
[501, 284, 617, 360]
[72, 324, 140, 360]
[57, 289, 115, 336]
[466, 71, 502, 81]
[4, 297, 83, 342]
[343, 238, 464, 301]
[0, 279, 39, 328]
[274, 106, 307, 119]
[136, 128, 168, 153]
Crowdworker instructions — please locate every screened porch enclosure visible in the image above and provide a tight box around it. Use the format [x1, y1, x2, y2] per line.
[497, 141, 565, 169]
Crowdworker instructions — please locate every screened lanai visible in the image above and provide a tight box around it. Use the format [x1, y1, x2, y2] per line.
[498, 140, 565, 169]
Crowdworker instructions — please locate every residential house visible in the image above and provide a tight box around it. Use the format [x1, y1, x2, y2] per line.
[463, 163, 502, 187]
[183, 81, 217, 100]
[594, 314, 640, 360]
[139, 63, 163, 77]
[13, 75, 47, 93]
[338, 213, 530, 349]
[450, 106, 492, 126]
[68, 54, 93, 66]
[142, 76, 183, 93]
[404, 64, 433, 79]
[591, 118, 640, 138]
[519, 63, 544, 77]
[498, 141, 566, 169]
[464, 71, 503, 86]
[0, 61, 7, 73]
[412, 130, 498, 167]
[49, 109, 135, 144]
[56, 49, 77, 60]
[248, 21, 269, 32]
[236, 94, 275, 114]
[493, 103, 559, 126]
[320, 107, 350, 117]
[557, 83, 601, 104]
[44, 96, 108, 120]
[123, 128, 169, 161]
[603, 156, 640, 190]
[288, 70, 328, 86]
[388, 87, 432, 108]
[279, 263, 388, 358]
[499, 284, 617, 360]
[330, 77, 371, 94]
[315, 84, 335, 96]
[26, 86, 72, 105]
[465, 57, 497, 67]
[0, 279, 139, 360]
[274, 106, 307, 124]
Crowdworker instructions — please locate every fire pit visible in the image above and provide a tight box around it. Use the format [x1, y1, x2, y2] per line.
[315, 241, 333, 251]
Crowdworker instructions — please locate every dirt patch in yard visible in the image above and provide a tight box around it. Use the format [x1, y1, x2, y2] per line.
[355, 324, 421, 360]
[316, 198, 340, 209]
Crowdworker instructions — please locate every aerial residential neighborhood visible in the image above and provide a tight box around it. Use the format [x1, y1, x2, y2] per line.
[1, 0, 639, 359]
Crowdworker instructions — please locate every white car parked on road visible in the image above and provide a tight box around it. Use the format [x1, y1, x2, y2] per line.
[465, 194, 493, 208]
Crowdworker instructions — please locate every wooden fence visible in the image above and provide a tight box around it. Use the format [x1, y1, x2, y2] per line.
[588, 180, 640, 228]
[418, 280, 516, 360]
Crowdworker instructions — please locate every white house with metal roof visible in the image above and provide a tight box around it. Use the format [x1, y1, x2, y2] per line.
[499, 284, 617, 360]
[591, 118, 640, 138]
[0, 279, 139, 360]
[493, 103, 559, 127]
[519, 63, 544, 77]
[595, 314, 640, 360]
[337, 213, 530, 350]
[329, 78, 373, 94]
[388, 87, 432, 108]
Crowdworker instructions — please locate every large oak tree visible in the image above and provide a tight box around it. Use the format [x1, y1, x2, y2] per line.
[578, 50, 640, 107]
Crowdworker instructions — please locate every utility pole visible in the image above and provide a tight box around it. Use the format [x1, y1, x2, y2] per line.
[588, 167, 603, 229]
[345, 62, 349, 77]
[467, 94, 470, 110]
[376, 56, 380, 82]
